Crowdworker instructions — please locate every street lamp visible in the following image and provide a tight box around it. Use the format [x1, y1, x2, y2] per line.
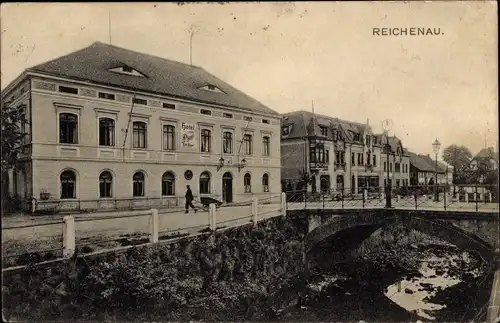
[432, 139, 441, 202]
[382, 119, 394, 208]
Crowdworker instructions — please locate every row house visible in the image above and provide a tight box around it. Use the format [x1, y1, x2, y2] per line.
[280, 110, 386, 195]
[2, 42, 282, 212]
[375, 134, 411, 188]
[408, 152, 448, 186]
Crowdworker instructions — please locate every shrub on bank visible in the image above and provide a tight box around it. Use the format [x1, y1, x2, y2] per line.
[3, 216, 307, 322]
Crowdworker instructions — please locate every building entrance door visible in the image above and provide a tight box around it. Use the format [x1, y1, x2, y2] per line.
[222, 172, 233, 203]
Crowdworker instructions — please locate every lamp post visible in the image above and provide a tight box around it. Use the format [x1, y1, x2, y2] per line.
[382, 119, 393, 208]
[432, 139, 441, 202]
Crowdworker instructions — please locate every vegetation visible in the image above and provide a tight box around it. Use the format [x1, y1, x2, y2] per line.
[2, 216, 307, 322]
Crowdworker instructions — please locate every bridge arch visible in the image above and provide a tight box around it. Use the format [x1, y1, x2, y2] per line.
[304, 211, 494, 260]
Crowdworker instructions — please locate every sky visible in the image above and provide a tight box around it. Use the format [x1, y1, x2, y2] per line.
[1, 2, 498, 158]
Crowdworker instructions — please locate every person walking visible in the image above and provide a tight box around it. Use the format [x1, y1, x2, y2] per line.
[185, 185, 197, 214]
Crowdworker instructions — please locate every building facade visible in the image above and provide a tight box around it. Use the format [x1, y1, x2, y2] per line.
[281, 111, 397, 195]
[408, 152, 448, 186]
[2, 42, 282, 212]
[376, 134, 411, 188]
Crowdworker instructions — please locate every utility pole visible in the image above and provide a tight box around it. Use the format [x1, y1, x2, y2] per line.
[190, 30, 194, 65]
[108, 12, 112, 45]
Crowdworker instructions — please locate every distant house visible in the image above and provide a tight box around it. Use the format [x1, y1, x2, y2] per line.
[471, 147, 498, 170]
[408, 152, 448, 186]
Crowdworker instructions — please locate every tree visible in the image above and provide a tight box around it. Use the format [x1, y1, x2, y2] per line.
[1, 100, 27, 214]
[442, 145, 473, 194]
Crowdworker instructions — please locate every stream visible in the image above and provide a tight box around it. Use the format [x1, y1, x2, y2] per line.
[278, 227, 492, 322]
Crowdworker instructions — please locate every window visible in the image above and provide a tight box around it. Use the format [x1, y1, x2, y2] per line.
[223, 132, 233, 154]
[98, 92, 115, 100]
[163, 103, 176, 109]
[19, 109, 26, 145]
[353, 133, 360, 142]
[99, 118, 115, 146]
[335, 151, 345, 164]
[132, 122, 147, 148]
[244, 173, 251, 193]
[351, 152, 356, 165]
[325, 150, 329, 163]
[262, 119, 269, 124]
[366, 136, 371, 146]
[223, 113, 233, 118]
[367, 152, 371, 165]
[395, 163, 401, 173]
[59, 113, 78, 144]
[282, 126, 290, 136]
[122, 66, 133, 73]
[163, 125, 176, 151]
[58, 86, 78, 95]
[336, 131, 343, 141]
[132, 98, 148, 105]
[384, 161, 387, 172]
[373, 155, 377, 166]
[390, 163, 393, 172]
[262, 136, 270, 156]
[243, 116, 253, 122]
[199, 171, 211, 194]
[60, 170, 76, 199]
[310, 146, 316, 163]
[320, 126, 328, 136]
[200, 109, 212, 115]
[162, 171, 175, 196]
[99, 171, 113, 198]
[201, 129, 211, 152]
[262, 174, 269, 192]
[243, 134, 253, 155]
[133, 172, 145, 197]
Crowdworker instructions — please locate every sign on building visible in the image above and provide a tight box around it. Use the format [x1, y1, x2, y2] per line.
[181, 123, 197, 150]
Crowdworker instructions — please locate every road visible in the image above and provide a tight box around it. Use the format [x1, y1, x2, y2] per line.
[2, 198, 497, 256]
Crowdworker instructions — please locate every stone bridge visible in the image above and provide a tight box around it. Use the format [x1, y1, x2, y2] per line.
[287, 207, 500, 323]
[290, 208, 498, 258]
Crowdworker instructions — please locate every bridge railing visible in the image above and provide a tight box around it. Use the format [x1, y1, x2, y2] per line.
[2, 193, 286, 272]
[284, 184, 499, 212]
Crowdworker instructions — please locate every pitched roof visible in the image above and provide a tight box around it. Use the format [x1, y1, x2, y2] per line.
[26, 41, 278, 116]
[475, 147, 498, 161]
[281, 110, 367, 141]
[408, 152, 446, 173]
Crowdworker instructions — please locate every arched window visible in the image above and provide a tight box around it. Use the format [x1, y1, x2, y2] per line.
[132, 122, 147, 148]
[99, 118, 115, 146]
[244, 173, 251, 193]
[60, 170, 76, 199]
[262, 173, 269, 192]
[162, 171, 175, 196]
[199, 171, 211, 194]
[133, 171, 145, 197]
[262, 136, 270, 156]
[59, 113, 78, 144]
[99, 171, 113, 198]
[223, 131, 233, 154]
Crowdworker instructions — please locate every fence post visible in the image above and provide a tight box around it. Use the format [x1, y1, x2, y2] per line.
[465, 192, 469, 203]
[380, 192, 385, 202]
[62, 215, 75, 259]
[444, 190, 447, 211]
[489, 192, 493, 203]
[304, 191, 307, 209]
[149, 209, 159, 243]
[252, 197, 259, 225]
[281, 192, 287, 217]
[414, 193, 418, 210]
[31, 198, 36, 214]
[475, 186, 478, 211]
[341, 189, 344, 209]
[209, 203, 217, 231]
[362, 189, 366, 208]
[322, 192, 325, 209]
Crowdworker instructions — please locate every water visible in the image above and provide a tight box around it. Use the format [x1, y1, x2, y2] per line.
[385, 253, 481, 320]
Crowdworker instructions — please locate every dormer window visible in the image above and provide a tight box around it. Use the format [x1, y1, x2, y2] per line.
[108, 65, 146, 77]
[282, 126, 291, 136]
[336, 131, 343, 141]
[319, 126, 328, 136]
[199, 84, 225, 94]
